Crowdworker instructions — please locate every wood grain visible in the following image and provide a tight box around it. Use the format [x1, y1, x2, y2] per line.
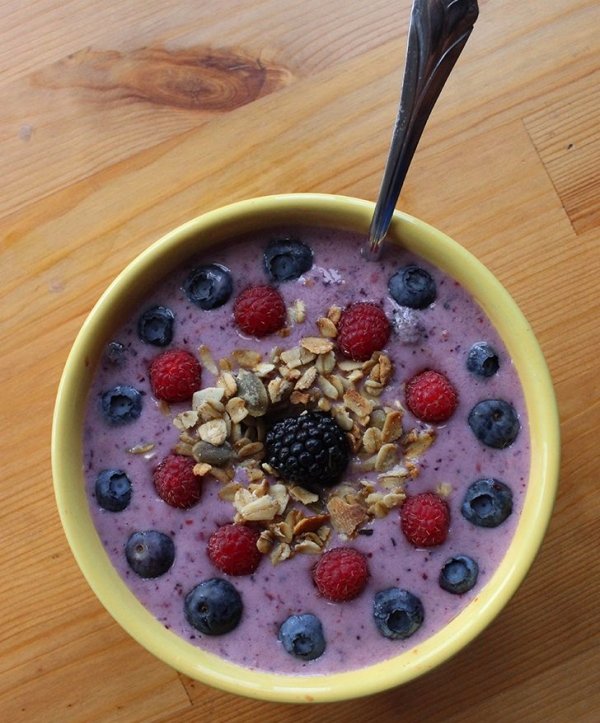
[1, 0, 598, 720]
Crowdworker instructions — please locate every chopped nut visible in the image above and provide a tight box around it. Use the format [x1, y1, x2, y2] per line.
[316, 317, 338, 338]
[192, 387, 225, 410]
[193, 462, 213, 477]
[327, 496, 368, 537]
[436, 482, 453, 498]
[294, 538, 323, 555]
[332, 406, 354, 431]
[288, 486, 319, 505]
[253, 362, 276, 377]
[198, 345, 218, 374]
[379, 354, 393, 385]
[270, 542, 292, 565]
[300, 337, 334, 355]
[317, 396, 332, 412]
[315, 350, 336, 374]
[217, 371, 238, 398]
[290, 390, 310, 405]
[237, 441, 265, 459]
[293, 299, 306, 323]
[364, 380, 384, 397]
[199, 418, 228, 446]
[271, 521, 294, 544]
[293, 514, 330, 536]
[257, 530, 275, 554]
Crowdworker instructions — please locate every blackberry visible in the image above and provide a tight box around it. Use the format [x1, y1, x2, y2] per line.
[265, 411, 349, 489]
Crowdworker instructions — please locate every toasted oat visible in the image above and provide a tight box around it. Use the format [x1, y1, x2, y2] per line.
[375, 443, 398, 472]
[317, 375, 339, 400]
[293, 299, 306, 323]
[218, 481, 241, 501]
[173, 442, 194, 456]
[235, 493, 280, 522]
[316, 317, 338, 338]
[300, 337, 334, 355]
[232, 349, 262, 369]
[217, 371, 238, 398]
[362, 427, 383, 454]
[198, 345, 218, 374]
[379, 354, 393, 385]
[237, 441, 265, 459]
[173, 410, 200, 431]
[257, 529, 275, 554]
[253, 362, 276, 377]
[364, 380, 384, 397]
[210, 466, 235, 484]
[226, 396, 248, 424]
[403, 427, 436, 459]
[381, 410, 404, 443]
[315, 350, 336, 374]
[270, 542, 292, 565]
[327, 305, 342, 324]
[338, 360, 363, 372]
[343, 389, 373, 417]
[192, 387, 225, 409]
[294, 538, 323, 555]
[332, 406, 354, 431]
[193, 462, 213, 477]
[270, 483, 290, 514]
[295, 366, 317, 391]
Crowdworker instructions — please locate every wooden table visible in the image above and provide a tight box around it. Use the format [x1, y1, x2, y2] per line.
[2, 0, 598, 720]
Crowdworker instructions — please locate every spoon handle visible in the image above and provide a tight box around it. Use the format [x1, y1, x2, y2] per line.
[366, 0, 479, 259]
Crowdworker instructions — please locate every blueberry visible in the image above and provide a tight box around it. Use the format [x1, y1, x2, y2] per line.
[439, 555, 479, 594]
[388, 265, 436, 309]
[101, 385, 143, 425]
[95, 469, 132, 511]
[373, 588, 424, 640]
[263, 238, 313, 283]
[461, 478, 513, 528]
[184, 578, 243, 635]
[125, 530, 175, 578]
[137, 305, 175, 346]
[467, 342, 499, 378]
[468, 399, 520, 448]
[183, 264, 233, 310]
[278, 613, 326, 661]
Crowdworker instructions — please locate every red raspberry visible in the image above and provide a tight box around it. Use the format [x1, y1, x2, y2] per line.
[207, 524, 262, 576]
[312, 547, 369, 602]
[149, 349, 202, 403]
[153, 453, 202, 508]
[405, 369, 458, 423]
[233, 285, 286, 337]
[337, 302, 391, 361]
[400, 492, 450, 547]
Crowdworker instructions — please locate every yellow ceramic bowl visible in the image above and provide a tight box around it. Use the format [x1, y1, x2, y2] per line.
[52, 194, 559, 703]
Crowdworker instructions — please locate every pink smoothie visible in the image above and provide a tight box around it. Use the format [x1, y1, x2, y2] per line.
[83, 225, 529, 675]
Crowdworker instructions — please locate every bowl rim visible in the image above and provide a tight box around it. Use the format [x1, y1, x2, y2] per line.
[51, 192, 560, 703]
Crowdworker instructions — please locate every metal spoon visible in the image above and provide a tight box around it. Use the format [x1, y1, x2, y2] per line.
[364, 0, 479, 260]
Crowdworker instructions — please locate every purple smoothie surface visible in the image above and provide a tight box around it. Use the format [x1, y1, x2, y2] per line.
[83, 225, 529, 675]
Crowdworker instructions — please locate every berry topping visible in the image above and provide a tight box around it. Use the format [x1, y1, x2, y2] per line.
[263, 237, 313, 282]
[137, 305, 175, 347]
[439, 554, 479, 594]
[183, 264, 233, 310]
[101, 385, 143, 425]
[400, 492, 450, 547]
[461, 478, 513, 528]
[149, 349, 202, 403]
[313, 547, 369, 602]
[184, 578, 243, 635]
[373, 588, 424, 640]
[337, 302, 391, 361]
[468, 399, 520, 448]
[388, 265, 437, 309]
[278, 613, 326, 661]
[466, 341, 500, 378]
[125, 530, 175, 578]
[153, 453, 202, 509]
[207, 524, 262, 576]
[264, 411, 349, 489]
[405, 369, 458, 423]
[95, 469, 132, 512]
[233, 284, 286, 337]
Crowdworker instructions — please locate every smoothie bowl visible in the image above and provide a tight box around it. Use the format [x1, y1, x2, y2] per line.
[51, 194, 559, 703]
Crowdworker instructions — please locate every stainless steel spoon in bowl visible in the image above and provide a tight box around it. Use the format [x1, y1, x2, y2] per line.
[364, 0, 479, 261]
